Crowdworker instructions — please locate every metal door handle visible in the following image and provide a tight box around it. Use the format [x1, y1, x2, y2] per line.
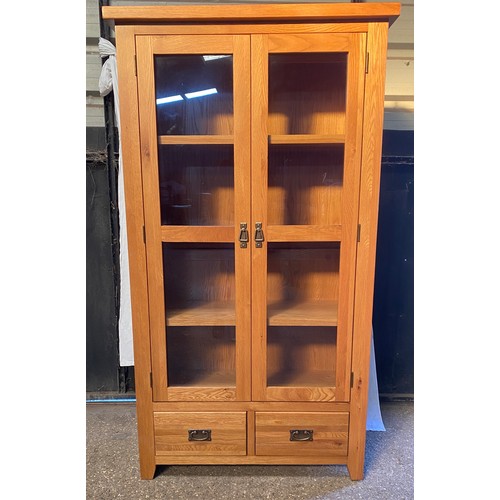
[255, 222, 264, 248]
[239, 223, 249, 248]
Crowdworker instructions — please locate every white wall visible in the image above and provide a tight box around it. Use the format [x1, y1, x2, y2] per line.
[86, 0, 414, 132]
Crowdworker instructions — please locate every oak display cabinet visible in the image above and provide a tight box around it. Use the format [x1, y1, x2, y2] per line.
[102, 2, 400, 480]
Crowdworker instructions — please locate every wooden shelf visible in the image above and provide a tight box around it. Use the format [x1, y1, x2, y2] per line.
[169, 370, 236, 388]
[268, 369, 335, 387]
[158, 135, 234, 145]
[268, 300, 338, 326]
[167, 301, 236, 326]
[269, 134, 344, 145]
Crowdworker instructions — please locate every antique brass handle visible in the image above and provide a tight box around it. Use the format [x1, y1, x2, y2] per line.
[290, 429, 313, 441]
[255, 222, 264, 248]
[188, 429, 212, 441]
[239, 223, 249, 248]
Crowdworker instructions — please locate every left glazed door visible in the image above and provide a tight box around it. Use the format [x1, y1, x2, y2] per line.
[136, 35, 251, 402]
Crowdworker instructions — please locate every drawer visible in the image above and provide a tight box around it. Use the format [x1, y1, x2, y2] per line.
[154, 412, 247, 456]
[255, 412, 349, 456]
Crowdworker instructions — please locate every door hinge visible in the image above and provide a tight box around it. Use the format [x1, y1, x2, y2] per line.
[365, 52, 369, 74]
[357, 224, 361, 243]
[350, 372, 354, 388]
[134, 54, 137, 76]
[150, 372, 153, 388]
[143, 225, 146, 244]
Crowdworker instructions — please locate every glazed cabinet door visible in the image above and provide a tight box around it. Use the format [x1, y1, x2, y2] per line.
[136, 35, 251, 401]
[251, 33, 367, 402]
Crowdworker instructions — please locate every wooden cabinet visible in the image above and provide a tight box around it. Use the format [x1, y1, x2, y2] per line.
[103, 2, 400, 481]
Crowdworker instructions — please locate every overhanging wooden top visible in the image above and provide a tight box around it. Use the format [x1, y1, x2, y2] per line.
[102, 3, 400, 25]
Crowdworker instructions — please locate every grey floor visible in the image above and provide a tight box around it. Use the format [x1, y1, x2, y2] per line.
[87, 401, 413, 499]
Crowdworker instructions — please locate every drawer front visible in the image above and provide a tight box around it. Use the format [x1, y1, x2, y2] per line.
[154, 412, 247, 456]
[255, 412, 349, 456]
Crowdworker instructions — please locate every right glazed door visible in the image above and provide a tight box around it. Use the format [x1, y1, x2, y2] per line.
[251, 33, 367, 402]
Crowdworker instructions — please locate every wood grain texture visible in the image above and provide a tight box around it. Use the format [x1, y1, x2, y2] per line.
[167, 300, 236, 326]
[267, 225, 342, 242]
[151, 34, 234, 54]
[155, 455, 348, 465]
[265, 386, 337, 402]
[158, 135, 233, 145]
[268, 33, 350, 52]
[247, 410, 256, 455]
[232, 35, 253, 402]
[251, 34, 269, 402]
[269, 134, 345, 144]
[267, 300, 338, 326]
[124, 23, 369, 36]
[114, 25, 156, 480]
[334, 32, 367, 402]
[160, 226, 234, 243]
[347, 22, 389, 481]
[136, 35, 169, 402]
[255, 412, 348, 456]
[154, 412, 246, 455]
[166, 387, 237, 402]
[151, 401, 351, 412]
[102, 3, 400, 22]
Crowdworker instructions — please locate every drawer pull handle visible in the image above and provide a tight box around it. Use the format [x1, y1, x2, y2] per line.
[188, 429, 212, 441]
[290, 429, 313, 441]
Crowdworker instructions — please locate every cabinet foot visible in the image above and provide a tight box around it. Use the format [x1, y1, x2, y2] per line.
[140, 462, 156, 480]
[347, 460, 364, 481]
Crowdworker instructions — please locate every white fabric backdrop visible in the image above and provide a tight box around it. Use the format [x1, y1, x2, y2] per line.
[99, 38, 134, 366]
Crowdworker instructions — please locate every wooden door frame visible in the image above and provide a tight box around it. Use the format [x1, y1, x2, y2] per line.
[251, 32, 367, 402]
[135, 34, 252, 402]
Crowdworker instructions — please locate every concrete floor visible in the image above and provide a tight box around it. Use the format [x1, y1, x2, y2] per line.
[87, 401, 413, 499]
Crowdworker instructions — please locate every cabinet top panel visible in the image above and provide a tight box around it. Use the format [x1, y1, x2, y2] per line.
[102, 3, 400, 25]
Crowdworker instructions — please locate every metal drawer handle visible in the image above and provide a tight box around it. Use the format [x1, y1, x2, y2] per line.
[188, 429, 212, 441]
[290, 429, 313, 441]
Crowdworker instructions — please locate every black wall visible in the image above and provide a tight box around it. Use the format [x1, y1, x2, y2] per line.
[86, 151, 119, 391]
[86, 129, 414, 396]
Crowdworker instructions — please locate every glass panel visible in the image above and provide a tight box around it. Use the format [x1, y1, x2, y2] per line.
[163, 243, 236, 388]
[159, 145, 234, 226]
[154, 55, 233, 135]
[163, 243, 235, 327]
[267, 327, 337, 387]
[268, 53, 347, 135]
[267, 243, 339, 387]
[167, 327, 236, 387]
[268, 144, 344, 225]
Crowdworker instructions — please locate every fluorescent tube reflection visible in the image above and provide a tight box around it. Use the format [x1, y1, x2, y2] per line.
[203, 55, 231, 61]
[156, 94, 183, 105]
[185, 88, 218, 99]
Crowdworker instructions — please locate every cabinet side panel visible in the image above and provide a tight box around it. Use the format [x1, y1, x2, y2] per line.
[115, 25, 156, 479]
[347, 21, 388, 481]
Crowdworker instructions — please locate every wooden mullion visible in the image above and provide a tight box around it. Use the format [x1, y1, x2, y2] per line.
[250, 34, 269, 402]
[233, 34, 252, 402]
